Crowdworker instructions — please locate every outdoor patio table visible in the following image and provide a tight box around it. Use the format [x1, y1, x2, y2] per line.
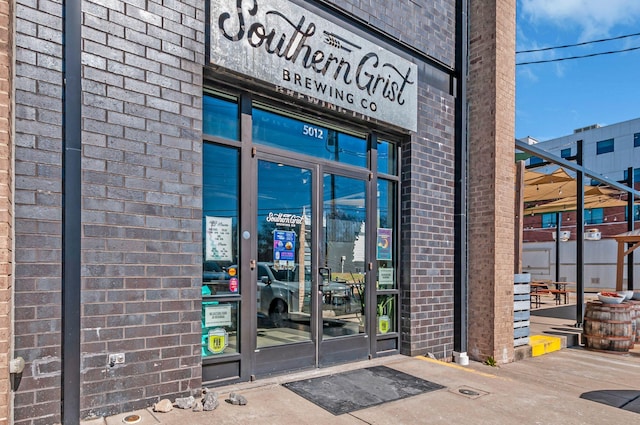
[548, 281, 573, 305]
[530, 282, 551, 308]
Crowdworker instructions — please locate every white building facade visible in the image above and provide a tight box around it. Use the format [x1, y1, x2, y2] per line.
[526, 118, 640, 184]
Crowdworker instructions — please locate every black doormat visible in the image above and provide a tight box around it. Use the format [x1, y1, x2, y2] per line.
[282, 365, 445, 415]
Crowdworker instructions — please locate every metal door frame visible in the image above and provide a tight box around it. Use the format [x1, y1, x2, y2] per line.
[250, 150, 373, 375]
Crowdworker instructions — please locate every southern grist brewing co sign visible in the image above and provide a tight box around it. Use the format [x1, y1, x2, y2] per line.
[209, 0, 418, 132]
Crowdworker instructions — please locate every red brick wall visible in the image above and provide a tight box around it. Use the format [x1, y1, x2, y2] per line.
[523, 208, 631, 243]
[0, 0, 13, 422]
[467, 0, 516, 364]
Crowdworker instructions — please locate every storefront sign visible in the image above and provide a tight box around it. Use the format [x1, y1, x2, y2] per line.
[204, 304, 233, 328]
[208, 328, 229, 354]
[378, 315, 390, 334]
[376, 228, 392, 260]
[266, 212, 304, 227]
[274, 230, 296, 261]
[205, 216, 233, 261]
[378, 267, 394, 289]
[209, 0, 418, 131]
[229, 277, 239, 293]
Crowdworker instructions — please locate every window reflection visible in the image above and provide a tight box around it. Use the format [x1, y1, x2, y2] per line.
[378, 140, 397, 175]
[323, 173, 367, 338]
[202, 143, 240, 358]
[202, 300, 238, 356]
[377, 179, 396, 289]
[256, 160, 313, 348]
[203, 94, 239, 140]
[253, 107, 367, 168]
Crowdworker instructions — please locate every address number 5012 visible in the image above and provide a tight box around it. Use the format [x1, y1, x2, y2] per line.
[302, 125, 324, 139]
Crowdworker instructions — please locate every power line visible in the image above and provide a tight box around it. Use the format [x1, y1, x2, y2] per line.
[516, 45, 640, 65]
[517, 31, 640, 54]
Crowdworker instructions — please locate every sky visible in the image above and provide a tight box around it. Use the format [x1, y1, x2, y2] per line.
[516, 0, 640, 141]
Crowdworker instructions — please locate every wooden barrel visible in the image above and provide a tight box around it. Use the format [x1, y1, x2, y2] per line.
[627, 300, 640, 346]
[583, 301, 633, 353]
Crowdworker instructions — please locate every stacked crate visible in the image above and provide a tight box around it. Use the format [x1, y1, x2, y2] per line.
[514, 274, 531, 346]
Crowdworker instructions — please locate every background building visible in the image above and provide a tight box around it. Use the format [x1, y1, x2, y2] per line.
[520, 118, 640, 290]
[524, 118, 640, 184]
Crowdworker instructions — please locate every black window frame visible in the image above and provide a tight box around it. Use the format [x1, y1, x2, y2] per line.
[585, 208, 604, 225]
[596, 139, 614, 155]
[622, 168, 640, 183]
[541, 213, 557, 228]
[529, 156, 544, 166]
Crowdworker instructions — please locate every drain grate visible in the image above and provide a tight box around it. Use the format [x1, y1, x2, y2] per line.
[450, 386, 488, 399]
[122, 414, 142, 424]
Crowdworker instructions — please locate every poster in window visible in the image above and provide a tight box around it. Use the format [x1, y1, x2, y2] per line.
[376, 228, 392, 260]
[205, 216, 233, 262]
[273, 230, 296, 261]
[204, 304, 232, 328]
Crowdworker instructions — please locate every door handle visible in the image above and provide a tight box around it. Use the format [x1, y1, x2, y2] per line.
[318, 267, 331, 291]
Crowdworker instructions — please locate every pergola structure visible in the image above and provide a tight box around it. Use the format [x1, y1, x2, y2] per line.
[614, 229, 640, 291]
[515, 139, 640, 324]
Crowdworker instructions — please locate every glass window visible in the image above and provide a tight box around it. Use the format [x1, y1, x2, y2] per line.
[203, 94, 239, 140]
[378, 140, 398, 175]
[202, 300, 239, 356]
[585, 208, 604, 224]
[376, 294, 396, 334]
[202, 143, 241, 358]
[560, 148, 571, 158]
[377, 179, 396, 289]
[322, 173, 366, 338]
[256, 160, 313, 348]
[634, 133, 640, 148]
[624, 205, 640, 221]
[252, 107, 367, 168]
[541, 213, 557, 228]
[529, 156, 544, 165]
[596, 139, 614, 155]
[622, 168, 640, 183]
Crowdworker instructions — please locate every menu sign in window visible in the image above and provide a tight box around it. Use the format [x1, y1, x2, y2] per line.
[205, 216, 233, 262]
[209, 0, 418, 131]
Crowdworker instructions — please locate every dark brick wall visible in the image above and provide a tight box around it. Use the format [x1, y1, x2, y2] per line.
[13, 0, 64, 422]
[324, 0, 456, 68]
[323, 0, 458, 358]
[13, 0, 460, 422]
[14, 0, 204, 422]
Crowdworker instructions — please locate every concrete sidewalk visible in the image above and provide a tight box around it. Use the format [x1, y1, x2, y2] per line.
[91, 345, 640, 425]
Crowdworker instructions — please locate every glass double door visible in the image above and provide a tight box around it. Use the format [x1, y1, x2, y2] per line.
[253, 154, 370, 374]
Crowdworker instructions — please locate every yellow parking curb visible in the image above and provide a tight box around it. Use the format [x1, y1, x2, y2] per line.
[529, 335, 562, 357]
[416, 356, 507, 379]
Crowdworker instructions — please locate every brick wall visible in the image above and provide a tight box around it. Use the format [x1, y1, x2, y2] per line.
[467, 0, 516, 363]
[323, 0, 458, 358]
[0, 0, 13, 423]
[14, 0, 204, 422]
[9, 0, 477, 420]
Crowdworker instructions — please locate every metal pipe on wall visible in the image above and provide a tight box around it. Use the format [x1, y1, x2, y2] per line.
[576, 140, 584, 326]
[627, 166, 634, 290]
[62, 0, 82, 422]
[453, 0, 469, 362]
